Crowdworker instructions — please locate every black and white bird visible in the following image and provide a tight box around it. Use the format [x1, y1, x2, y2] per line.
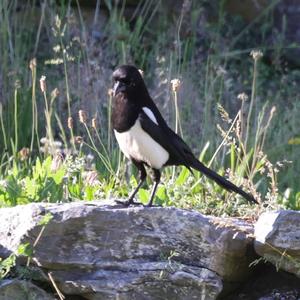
[111, 65, 258, 207]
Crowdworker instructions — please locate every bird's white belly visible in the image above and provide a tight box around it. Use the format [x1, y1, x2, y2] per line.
[114, 120, 169, 169]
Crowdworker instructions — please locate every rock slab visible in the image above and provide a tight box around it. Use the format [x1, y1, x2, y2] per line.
[0, 279, 55, 300]
[255, 210, 300, 278]
[0, 201, 256, 299]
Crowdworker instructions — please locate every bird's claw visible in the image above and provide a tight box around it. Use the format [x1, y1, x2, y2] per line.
[144, 203, 162, 207]
[115, 199, 143, 207]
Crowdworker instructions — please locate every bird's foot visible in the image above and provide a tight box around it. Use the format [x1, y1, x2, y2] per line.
[115, 199, 162, 207]
[115, 199, 143, 207]
[144, 203, 162, 208]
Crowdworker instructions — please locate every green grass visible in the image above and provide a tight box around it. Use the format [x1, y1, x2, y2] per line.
[0, 0, 299, 216]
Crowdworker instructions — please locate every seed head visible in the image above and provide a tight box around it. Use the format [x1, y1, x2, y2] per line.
[40, 75, 47, 92]
[67, 117, 73, 129]
[237, 93, 248, 102]
[270, 106, 276, 118]
[14, 80, 21, 89]
[55, 15, 61, 30]
[216, 66, 227, 76]
[74, 136, 83, 144]
[51, 152, 64, 172]
[51, 88, 60, 98]
[29, 58, 37, 71]
[19, 147, 30, 161]
[250, 50, 263, 61]
[107, 88, 114, 97]
[40, 137, 48, 144]
[78, 110, 87, 124]
[182, 0, 191, 13]
[0, 180, 7, 189]
[171, 79, 181, 92]
[53, 45, 61, 53]
[84, 170, 100, 186]
[92, 117, 97, 130]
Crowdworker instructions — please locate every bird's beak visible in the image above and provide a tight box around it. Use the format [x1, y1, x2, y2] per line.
[113, 81, 126, 96]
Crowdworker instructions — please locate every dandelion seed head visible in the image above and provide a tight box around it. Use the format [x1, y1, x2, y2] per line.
[237, 93, 248, 102]
[53, 45, 61, 53]
[40, 137, 48, 144]
[171, 79, 181, 92]
[250, 50, 263, 61]
[87, 154, 94, 162]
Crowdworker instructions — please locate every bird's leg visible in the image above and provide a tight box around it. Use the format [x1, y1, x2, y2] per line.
[116, 161, 146, 207]
[126, 178, 145, 205]
[145, 169, 161, 207]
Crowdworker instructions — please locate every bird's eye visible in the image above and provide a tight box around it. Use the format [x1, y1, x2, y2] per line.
[121, 78, 131, 85]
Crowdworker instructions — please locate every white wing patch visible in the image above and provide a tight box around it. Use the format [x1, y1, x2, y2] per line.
[142, 107, 158, 125]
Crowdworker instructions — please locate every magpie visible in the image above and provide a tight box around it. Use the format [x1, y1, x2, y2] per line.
[111, 65, 258, 207]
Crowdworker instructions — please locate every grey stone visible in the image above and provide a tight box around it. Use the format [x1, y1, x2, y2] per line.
[0, 201, 256, 299]
[254, 210, 300, 277]
[221, 264, 300, 300]
[0, 279, 55, 300]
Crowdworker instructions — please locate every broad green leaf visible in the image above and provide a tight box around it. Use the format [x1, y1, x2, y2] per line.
[156, 186, 167, 202]
[38, 212, 53, 226]
[68, 184, 82, 199]
[17, 243, 33, 257]
[138, 188, 149, 204]
[49, 167, 65, 185]
[24, 177, 38, 199]
[176, 167, 189, 185]
[85, 186, 95, 201]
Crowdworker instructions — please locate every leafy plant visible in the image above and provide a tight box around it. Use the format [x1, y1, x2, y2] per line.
[0, 0, 299, 214]
[0, 243, 32, 280]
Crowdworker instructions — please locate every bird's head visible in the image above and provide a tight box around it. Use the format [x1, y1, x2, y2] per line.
[112, 65, 146, 97]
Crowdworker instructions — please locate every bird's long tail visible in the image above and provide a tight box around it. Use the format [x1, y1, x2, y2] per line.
[190, 159, 258, 204]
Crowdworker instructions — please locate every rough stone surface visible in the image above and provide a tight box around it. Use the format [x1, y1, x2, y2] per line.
[222, 264, 300, 300]
[254, 210, 300, 277]
[0, 201, 256, 299]
[0, 279, 55, 300]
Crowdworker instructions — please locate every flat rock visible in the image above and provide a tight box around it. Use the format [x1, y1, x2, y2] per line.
[254, 210, 300, 277]
[0, 200, 256, 299]
[0, 279, 55, 300]
[222, 264, 300, 300]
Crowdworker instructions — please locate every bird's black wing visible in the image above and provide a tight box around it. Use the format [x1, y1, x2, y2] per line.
[139, 110, 195, 169]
